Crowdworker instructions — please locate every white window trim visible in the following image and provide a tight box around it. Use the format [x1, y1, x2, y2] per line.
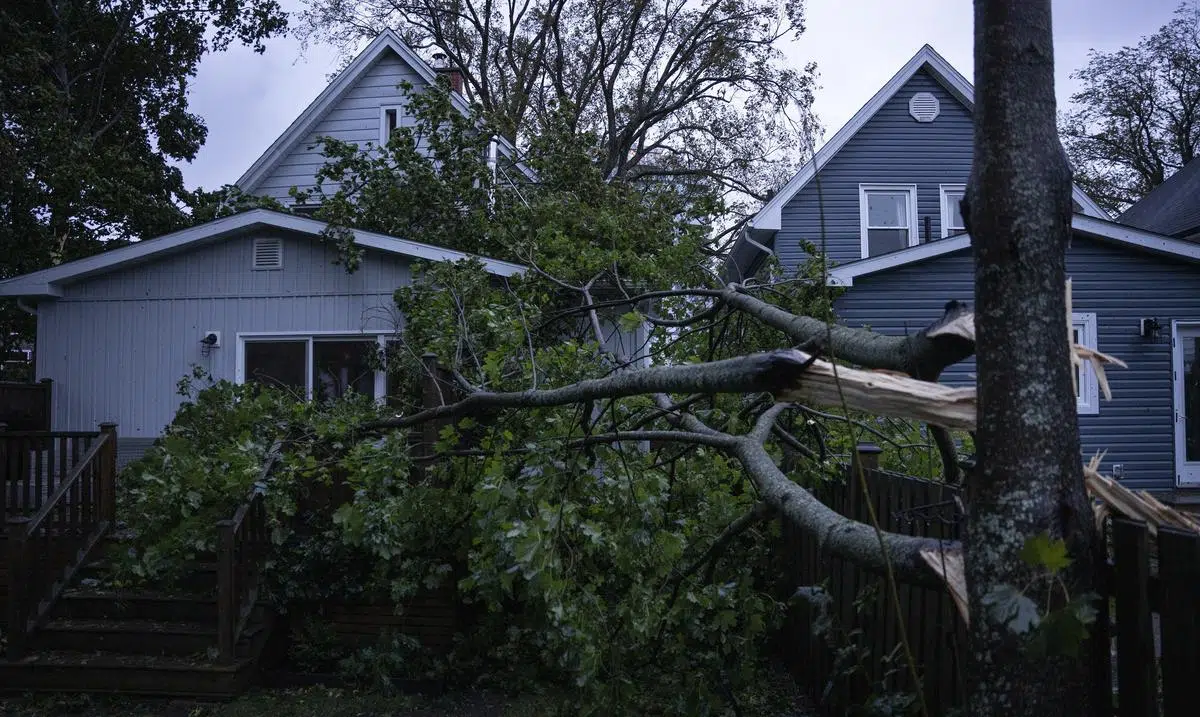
[858, 184, 919, 259]
[1072, 312, 1099, 415]
[939, 184, 966, 238]
[235, 332, 389, 402]
[379, 105, 404, 146]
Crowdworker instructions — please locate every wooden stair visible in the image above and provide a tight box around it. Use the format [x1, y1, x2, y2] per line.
[1, 583, 275, 699]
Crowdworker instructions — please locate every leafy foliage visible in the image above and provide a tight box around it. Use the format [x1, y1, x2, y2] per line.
[0, 0, 287, 355]
[982, 533, 1099, 659]
[1061, 1, 1200, 213]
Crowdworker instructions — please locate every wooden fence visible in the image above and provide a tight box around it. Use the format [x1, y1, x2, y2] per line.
[778, 445, 966, 714]
[0, 379, 52, 432]
[780, 445, 1200, 716]
[1107, 517, 1200, 717]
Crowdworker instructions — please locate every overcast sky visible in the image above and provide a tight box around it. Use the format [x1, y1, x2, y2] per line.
[177, 0, 1183, 192]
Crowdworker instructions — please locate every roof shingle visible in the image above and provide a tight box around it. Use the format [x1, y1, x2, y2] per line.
[1118, 157, 1200, 240]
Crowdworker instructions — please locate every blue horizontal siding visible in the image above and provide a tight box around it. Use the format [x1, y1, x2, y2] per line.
[776, 69, 974, 268]
[834, 235, 1200, 494]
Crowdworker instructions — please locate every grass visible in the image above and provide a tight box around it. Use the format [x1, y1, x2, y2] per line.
[0, 688, 561, 717]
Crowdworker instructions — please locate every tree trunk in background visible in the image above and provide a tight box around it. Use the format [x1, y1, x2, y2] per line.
[966, 0, 1100, 714]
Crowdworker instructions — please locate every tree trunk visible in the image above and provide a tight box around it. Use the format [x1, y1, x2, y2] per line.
[966, 0, 1100, 714]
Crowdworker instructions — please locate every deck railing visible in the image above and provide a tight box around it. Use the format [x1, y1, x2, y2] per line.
[215, 449, 276, 663]
[2, 430, 101, 519]
[5, 424, 117, 659]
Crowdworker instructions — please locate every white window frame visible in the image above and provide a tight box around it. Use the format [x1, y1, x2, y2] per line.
[939, 184, 966, 238]
[859, 184, 919, 258]
[1072, 313, 1099, 415]
[235, 332, 388, 402]
[379, 105, 404, 146]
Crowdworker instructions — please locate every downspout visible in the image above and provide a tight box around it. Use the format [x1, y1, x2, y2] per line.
[16, 298, 37, 315]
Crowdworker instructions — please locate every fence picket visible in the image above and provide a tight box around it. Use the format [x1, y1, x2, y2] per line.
[1157, 526, 1200, 716]
[1113, 518, 1158, 717]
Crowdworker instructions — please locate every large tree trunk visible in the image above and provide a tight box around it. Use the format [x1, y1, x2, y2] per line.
[966, 0, 1100, 714]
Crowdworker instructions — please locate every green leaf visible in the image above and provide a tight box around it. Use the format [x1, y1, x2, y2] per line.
[982, 584, 1041, 634]
[618, 311, 644, 332]
[1019, 532, 1072, 573]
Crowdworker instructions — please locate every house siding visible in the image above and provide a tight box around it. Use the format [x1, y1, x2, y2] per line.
[775, 69, 975, 269]
[834, 235, 1200, 494]
[249, 50, 423, 204]
[35, 232, 410, 445]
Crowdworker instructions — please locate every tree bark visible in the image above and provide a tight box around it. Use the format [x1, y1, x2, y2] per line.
[966, 1, 1099, 713]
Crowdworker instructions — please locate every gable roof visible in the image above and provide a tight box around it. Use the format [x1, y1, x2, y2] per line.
[746, 45, 1107, 236]
[0, 209, 525, 299]
[826, 213, 1200, 286]
[1118, 157, 1200, 239]
[236, 29, 533, 193]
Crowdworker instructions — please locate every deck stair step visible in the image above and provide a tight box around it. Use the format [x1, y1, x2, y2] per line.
[0, 649, 262, 699]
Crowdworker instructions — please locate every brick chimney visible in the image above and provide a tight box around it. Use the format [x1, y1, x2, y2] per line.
[432, 52, 464, 95]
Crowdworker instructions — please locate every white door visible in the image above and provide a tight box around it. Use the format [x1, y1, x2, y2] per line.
[1173, 322, 1200, 486]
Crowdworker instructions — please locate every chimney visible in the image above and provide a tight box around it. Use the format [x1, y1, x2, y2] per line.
[431, 51, 464, 95]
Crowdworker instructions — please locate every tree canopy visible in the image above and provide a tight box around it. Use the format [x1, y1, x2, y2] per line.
[296, 0, 819, 239]
[0, 0, 288, 364]
[1061, 1, 1200, 214]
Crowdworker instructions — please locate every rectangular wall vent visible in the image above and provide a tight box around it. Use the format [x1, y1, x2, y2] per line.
[253, 237, 283, 269]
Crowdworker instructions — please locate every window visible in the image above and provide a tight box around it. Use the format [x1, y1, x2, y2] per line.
[239, 334, 386, 401]
[859, 185, 918, 258]
[252, 237, 283, 269]
[940, 185, 966, 238]
[244, 340, 307, 395]
[380, 106, 403, 145]
[1072, 312, 1099, 415]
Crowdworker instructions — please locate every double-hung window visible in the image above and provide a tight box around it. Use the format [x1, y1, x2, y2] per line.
[859, 185, 918, 258]
[1072, 312, 1100, 415]
[940, 185, 966, 237]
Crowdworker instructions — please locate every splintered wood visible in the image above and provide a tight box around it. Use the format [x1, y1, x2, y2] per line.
[1084, 455, 1200, 535]
[772, 356, 978, 431]
[772, 280, 1125, 434]
[775, 279, 1168, 626]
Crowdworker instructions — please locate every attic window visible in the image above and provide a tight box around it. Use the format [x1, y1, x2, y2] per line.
[909, 92, 940, 122]
[380, 106, 403, 145]
[252, 237, 283, 270]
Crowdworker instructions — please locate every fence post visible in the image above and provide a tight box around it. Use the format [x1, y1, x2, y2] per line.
[0, 425, 7, 518]
[98, 423, 118, 524]
[216, 520, 236, 664]
[1113, 517, 1158, 717]
[852, 443, 883, 474]
[6, 516, 31, 660]
[39, 378, 53, 431]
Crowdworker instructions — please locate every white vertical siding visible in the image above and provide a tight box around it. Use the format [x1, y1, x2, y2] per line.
[36, 232, 410, 438]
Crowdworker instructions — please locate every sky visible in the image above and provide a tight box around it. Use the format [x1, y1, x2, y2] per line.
[177, 0, 1185, 192]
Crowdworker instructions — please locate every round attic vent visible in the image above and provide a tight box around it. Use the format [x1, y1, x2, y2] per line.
[909, 92, 940, 122]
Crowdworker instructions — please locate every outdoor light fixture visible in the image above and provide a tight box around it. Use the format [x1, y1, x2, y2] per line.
[1139, 318, 1162, 340]
[200, 331, 221, 357]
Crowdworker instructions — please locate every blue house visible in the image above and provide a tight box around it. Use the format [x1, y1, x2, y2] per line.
[728, 46, 1200, 499]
